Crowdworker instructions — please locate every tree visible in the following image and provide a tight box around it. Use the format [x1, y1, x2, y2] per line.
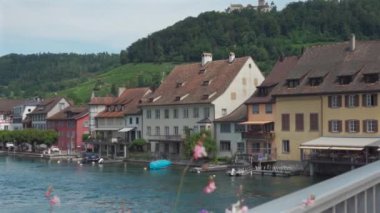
[183, 130, 216, 159]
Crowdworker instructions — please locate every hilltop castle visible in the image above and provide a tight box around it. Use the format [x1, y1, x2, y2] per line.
[226, 0, 274, 13]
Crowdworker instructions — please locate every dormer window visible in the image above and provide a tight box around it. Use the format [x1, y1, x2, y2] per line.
[175, 96, 181, 101]
[176, 82, 184, 88]
[202, 80, 210, 86]
[309, 77, 323, 86]
[202, 94, 209, 100]
[364, 73, 379, 84]
[258, 87, 268, 97]
[109, 106, 115, 112]
[338, 76, 352, 85]
[149, 98, 154, 103]
[199, 68, 206, 74]
[287, 79, 300, 88]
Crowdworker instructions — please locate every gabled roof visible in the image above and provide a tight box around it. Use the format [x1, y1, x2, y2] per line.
[141, 56, 251, 106]
[28, 97, 68, 115]
[48, 106, 89, 120]
[88, 96, 116, 105]
[96, 87, 150, 118]
[272, 40, 380, 96]
[245, 56, 298, 104]
[0, 99, 26, 113]
[214, 104, 247, 123]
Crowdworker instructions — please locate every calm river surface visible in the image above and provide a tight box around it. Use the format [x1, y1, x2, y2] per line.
[0, 155, 324, 213]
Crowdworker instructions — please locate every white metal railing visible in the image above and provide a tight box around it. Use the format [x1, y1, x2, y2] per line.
[249, 160, 380, 213]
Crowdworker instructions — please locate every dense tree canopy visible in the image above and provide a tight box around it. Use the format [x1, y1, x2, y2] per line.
[0, 53, 119, 99]
[123, 0, 380, 73]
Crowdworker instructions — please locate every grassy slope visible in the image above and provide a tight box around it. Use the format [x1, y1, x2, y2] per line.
[57, 63, 174, 104]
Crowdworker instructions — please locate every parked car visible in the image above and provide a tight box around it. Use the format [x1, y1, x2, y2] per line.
[81, 152, 100, 164]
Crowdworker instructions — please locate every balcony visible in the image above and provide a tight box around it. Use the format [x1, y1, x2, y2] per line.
[242, 131, 275, 140]
[303, 152, 379, 165]
[149, 134, 183, 142]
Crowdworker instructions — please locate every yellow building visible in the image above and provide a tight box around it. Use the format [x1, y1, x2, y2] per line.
[273, 36, 380, 169]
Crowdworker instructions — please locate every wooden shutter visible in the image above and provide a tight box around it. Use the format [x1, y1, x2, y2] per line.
[337, 95, 342, 107]
[362, 94, 367, 107]
[374, 94, 378, 106]
[363, 120, 367, 133]
[338, 120, 342, 132]
[328, 120, 332, 132]
[310, 113, 318, 131]
[354, 95, 359, 107]
[344, 95, 349, 107]
[345, 120, 349, 132]
[296, 114, 304, 131]
[374, 120, 378, 132]
[282, 114, 290, 131]
[328, 96, 332, 108]
[355, 120, 360, 132]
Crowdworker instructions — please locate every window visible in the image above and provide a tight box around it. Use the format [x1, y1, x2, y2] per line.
[193, 107, 199, 118]
[281, 114, 290, 131]
[129, 118, 133, 125]
[147, 126, 151, 136]
[165, 126, 169, 135]
[183, 108, 189, 118]
[282, 140, 290, 153]
[345, 95, 359, 108]
[155, 109, 160, 119]
[328, 95, 342, 108]
[220, 123, 231, 133]
[265, 104, 272, 114]
[254, 78, 258, 86]
[164, 109, 169, 119]
[174, 126, 179, 135]
[363, 94, 378, 107]
[258, 87, 268, 97]
[309, 113, 319, 131]
[252, 104, 259, 114]
[231, 92, 236, 100]
[295, 113, 304, 131]
[4, 125, 8, 130]
[136, 117, 139, 124]
[146, 110, 151, 119]
[234, 124, 245, 132]
[309, 77, 323, 86]
[173, 109, 178, 119]
[203, 107, 210, 118]
[329, 120, 342, 133]
[155, 126, 160, 135]
[338, 76, 352, 85]
[220, 141, 231, 152]
[287, 79, 299, 88]
[222, 108, 227, 116]
[83, 121, 89, 128]
[364, 120, 378, 133]
[59, 103, 65, 110]
[237, 142, 245, 153]
[346, 120, 360, 133]
[202, 80, 210, 86]
[364, 74, 379, 84]
[242, 78, 247, 85]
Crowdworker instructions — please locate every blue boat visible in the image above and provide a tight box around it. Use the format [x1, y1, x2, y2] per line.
[149, 159, 172, 170]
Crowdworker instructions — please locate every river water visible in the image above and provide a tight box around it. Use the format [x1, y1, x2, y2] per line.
[0, 155, 324, 213]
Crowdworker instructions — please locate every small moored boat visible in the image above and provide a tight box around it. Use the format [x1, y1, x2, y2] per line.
[149, 159, 172, 170]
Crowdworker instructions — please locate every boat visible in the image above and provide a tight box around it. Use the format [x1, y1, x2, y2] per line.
[226, 168, 250, 176]
[149, 159, 172, 170]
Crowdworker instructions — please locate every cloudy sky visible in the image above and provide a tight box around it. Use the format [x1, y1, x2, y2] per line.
[0, 0, 304, 56]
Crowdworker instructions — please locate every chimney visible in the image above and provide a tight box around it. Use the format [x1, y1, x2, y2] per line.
[350, 34, 356, 51]
[118, 87, 126, 97]
[201, 52, 213, 66]
[228, 52, 235, 63]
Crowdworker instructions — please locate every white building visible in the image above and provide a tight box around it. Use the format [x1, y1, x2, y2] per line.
[12, 100, 39, 130]
[0, 99, 25, 130]
[140, 52, 264, 158]
[88, 93, 116, 136]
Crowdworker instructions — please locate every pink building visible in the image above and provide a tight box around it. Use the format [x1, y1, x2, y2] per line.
[47, 106, 89, 152]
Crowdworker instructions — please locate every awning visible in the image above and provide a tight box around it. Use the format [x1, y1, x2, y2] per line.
[94, 127, 120, 131]
[300, 137, 380, 150]
[118, 127, 135, 132]
[239, 121, 273, 125]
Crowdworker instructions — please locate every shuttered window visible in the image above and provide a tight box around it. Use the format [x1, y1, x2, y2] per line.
[345, 95, 359, 108]
[328, 95, 342, 108]
[364, 120, 378, 133]
[362, 94, 378, 107]
[295, 113, 304, 131]
[328, 120, 342, 133]
[281, 114, 290, 131]
[346, 120, 360, 133]
[310, 113, 319, 131]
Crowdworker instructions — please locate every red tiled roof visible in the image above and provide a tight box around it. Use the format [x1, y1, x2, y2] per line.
[48, 106, 88, 120]
[96, 87, 151, 118]
[245, 56, 298, 104]
[272, 40, 380, 96]
[0, 99, 26, 113]
[29, 97, 69, 115]
[141, 57, 251, 106]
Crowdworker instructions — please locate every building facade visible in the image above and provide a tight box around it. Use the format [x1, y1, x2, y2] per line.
[0, 99, 26, 130]
[12, 100, 39, 130]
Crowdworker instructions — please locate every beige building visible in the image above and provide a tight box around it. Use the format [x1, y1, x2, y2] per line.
[272, 36, 380, 172]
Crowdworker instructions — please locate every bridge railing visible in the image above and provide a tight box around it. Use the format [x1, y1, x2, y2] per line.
[249, 160, 380, 213]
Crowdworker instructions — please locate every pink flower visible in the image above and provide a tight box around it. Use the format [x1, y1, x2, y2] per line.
[50, 195, 61, 207]
[240, 206, 249, 212]
[203, 178, 216, 194]
[193, 142, 207, 160]
[45, 185, 53, 198]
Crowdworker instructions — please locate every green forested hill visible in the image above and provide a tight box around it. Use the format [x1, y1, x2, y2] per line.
[122, 0, 380, 73]
[0, 53, 120, 98]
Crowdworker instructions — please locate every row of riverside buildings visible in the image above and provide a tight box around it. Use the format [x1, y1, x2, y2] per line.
[1, 36, 380, 174]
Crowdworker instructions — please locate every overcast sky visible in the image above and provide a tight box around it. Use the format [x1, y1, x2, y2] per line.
[0, 0, 305, 56]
